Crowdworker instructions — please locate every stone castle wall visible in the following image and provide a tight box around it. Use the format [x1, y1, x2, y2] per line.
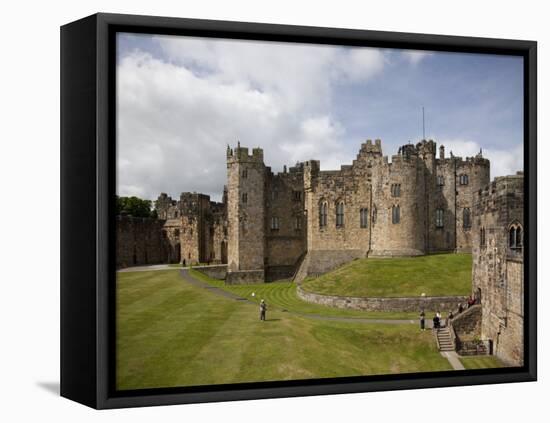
[116, 216, 167, 268]
[472, 173, 524, 366]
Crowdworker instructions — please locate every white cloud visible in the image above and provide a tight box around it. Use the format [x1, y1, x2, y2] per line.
[402, 50, 433, 66]
[439, 138, 523, 179]
[117, 36, 387, 201]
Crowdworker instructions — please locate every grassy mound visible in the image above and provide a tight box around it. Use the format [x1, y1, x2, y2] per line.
[301, 253, 472, 298]
[190, 269, 420, 320]
[116, 269, 452, 390]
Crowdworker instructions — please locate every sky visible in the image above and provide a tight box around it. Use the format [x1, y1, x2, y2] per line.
[116, 33, 524, 202]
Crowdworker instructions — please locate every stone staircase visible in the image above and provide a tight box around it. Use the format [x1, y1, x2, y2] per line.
[435, 327, 455, 352]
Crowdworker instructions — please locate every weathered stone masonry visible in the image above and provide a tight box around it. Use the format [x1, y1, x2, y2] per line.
[226, 139, 489, 283]
[471, 172, 524, 366]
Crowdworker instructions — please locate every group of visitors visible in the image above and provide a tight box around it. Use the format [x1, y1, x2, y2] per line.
[419, 293, 481, 331]
[419, 309, 455, 331]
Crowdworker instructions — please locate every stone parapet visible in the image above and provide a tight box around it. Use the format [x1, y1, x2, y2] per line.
[297, 286, 467, 313]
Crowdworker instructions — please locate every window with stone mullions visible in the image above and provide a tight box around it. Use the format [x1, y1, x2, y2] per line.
[391, 184, 401, 197]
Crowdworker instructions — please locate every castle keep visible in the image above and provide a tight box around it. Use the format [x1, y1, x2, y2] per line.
[225, 139, 489, 282]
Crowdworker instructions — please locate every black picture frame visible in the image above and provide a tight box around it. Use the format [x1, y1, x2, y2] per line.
[60, 12, 537, 409]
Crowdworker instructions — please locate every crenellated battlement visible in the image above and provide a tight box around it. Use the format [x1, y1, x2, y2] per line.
[227, 142, 264, 164]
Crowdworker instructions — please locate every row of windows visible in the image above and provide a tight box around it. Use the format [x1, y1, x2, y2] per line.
[242, 174, 470, 203]
[319, 204, 397, 227]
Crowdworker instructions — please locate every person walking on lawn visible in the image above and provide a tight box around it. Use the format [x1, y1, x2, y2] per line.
[260, 299, 267, 321]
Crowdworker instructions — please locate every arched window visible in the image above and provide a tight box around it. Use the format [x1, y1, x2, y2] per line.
[463, 208, 471, 229]
[319, 201, 327, 228]
[392, 205, 400, 224]
[360, 208, 368, 228]
[435, 208, 444, 228]
[336, 201, 345, 227]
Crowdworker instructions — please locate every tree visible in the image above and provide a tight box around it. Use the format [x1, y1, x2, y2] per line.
[116, 195, 155, 218]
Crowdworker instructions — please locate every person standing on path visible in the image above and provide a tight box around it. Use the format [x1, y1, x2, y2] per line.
[419, 310, 425, 331]
[260, 299, 267, 321]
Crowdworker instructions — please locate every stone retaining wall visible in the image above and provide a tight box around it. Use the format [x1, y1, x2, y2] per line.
[226, 270, 265, 285]
[297, 286, 468, 312]
[193, 265, 228, 280]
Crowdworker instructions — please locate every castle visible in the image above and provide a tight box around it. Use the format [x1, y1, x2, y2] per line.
[116, 138, 524, 366]
[224, 139, 489, 283]
[117, 139, 492, 280]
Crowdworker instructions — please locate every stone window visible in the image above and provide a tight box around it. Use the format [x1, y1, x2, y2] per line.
[319, 201, 328, 228]
[435, 208, 444, 228]
[292, 190, 302, 201]
[242, 169, 248, 178]
[174, 210, 178, 218]
[437, 175, 444, 187]
[391, 184, 401, 197]
[463, 208, 471, 229]
[459, 174, 469, 185]
[271, 216, 280, 231]
[509, 223, 523, 249]
[336, 201, 345, 227]
[372, 206, 377, 223]
[480, 227, 486, 248]
[271, 190, 278, 201]
[241, 193, 248, 203]
[392, 205, 400, 224]
[174, 229, 180, 237]
[294, 216, 302, 230]
[360, 208, 368, 228]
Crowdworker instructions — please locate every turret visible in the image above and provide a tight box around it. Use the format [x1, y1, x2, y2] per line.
[226, 143, 266, 282]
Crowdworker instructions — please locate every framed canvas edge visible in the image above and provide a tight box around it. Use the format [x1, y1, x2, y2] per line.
[61, 12, 537, 409]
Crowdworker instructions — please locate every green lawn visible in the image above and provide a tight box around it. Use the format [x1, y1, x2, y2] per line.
[189, 269, 424, 320]
[459, 355, 507, 370]
[301, 253, 472, 298]
[117, 269, 452, 390]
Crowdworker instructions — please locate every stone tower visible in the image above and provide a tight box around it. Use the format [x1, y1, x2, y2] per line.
[471, 172, 524, 365]
[226, 144, 266, 283]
